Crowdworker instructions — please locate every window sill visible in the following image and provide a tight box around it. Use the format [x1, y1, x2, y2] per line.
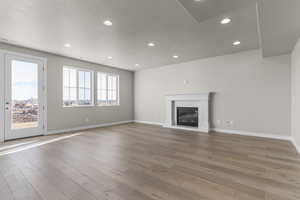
[63, 104, 95, 108]
[63, 104, 120, 108]
[97, 104, 120, 107]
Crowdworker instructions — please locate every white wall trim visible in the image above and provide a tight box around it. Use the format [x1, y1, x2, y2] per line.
[134, 120, 164, 126]
[134, 120, 292, 138]
[134, 120, 292, 140]
[0, 52, 4, 143]
[291, 137, 300, 154]
[212, 128, 292, 141]
[47, 120, 133, 135]
[135, 120, 300, 155]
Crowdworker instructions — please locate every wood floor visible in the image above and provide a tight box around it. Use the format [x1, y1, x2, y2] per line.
[0, 123, 300, 200]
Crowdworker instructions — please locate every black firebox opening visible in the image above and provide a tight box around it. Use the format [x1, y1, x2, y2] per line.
[176, 107, 198, 127]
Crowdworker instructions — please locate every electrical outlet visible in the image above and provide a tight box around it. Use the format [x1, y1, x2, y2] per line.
[225, 120, 234, 127]
[183, 80, 189, 85]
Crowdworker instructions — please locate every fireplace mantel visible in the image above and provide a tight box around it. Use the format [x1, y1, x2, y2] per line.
[164, 93, 210, 133]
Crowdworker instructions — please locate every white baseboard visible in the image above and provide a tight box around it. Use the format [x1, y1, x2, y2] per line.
[134, 120, 293, 140]
[134, 120, 290, 139]
[291, 137, 300, 154]
[134, 120, 163, 126]
[63, 119, 298, 155]
[47, 120, 134, 135]
[212, 128, 291, 141]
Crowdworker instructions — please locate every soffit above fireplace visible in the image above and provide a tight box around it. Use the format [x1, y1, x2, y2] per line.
[165, 93, 210, 101]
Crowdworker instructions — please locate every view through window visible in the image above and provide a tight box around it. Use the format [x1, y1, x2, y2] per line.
[63, 67, 119, 107]
[63, 67, 93, 106]
[11, 60, 39, 129]
[97, 72, 119, 105]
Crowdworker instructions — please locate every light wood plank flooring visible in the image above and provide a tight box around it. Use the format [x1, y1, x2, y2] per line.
[0, 123, 299, 200]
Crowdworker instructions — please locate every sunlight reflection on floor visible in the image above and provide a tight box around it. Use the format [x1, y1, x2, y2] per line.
[0, 133, 82, 156]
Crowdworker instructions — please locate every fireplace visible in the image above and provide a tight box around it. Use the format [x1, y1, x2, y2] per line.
[177, 107, 198, 127]
[164, 93, 210, 132]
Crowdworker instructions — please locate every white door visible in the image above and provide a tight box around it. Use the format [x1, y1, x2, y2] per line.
[4, 54, 46, 140]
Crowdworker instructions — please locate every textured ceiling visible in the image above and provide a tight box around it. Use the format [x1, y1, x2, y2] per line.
[0, 0, 298, 70]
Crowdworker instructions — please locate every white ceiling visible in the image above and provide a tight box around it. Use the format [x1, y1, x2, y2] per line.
[0, 0, 298, 71]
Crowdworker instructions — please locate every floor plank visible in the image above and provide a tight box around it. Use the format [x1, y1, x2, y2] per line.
[0, 123, 299, 200]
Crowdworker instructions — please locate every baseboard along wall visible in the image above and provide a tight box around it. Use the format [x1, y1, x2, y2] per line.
[47, 120, 134, 135]
[46, 119, 300, 155]
[134, 120, 299, 154]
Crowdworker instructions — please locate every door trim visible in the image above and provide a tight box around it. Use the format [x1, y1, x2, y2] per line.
[0, 52, 4, 142]
[0, 49, 47, 142]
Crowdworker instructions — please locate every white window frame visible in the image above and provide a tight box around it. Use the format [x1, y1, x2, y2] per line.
[63, 66, 94, 107]
[96, 72, 120, 106]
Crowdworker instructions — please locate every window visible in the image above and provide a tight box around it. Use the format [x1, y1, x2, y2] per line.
[63, 67, 93, 107]
[97, 72, 119, 106]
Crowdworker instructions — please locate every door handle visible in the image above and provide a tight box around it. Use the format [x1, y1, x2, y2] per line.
[5, 102, 10, 110]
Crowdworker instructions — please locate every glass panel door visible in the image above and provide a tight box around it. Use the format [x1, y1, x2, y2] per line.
[5, 54, 45, 140]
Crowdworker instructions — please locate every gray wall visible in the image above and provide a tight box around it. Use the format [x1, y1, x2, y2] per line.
[135, 50, 291, 136]
[0, 42, 134, 133]
[292, 38, 300, 149]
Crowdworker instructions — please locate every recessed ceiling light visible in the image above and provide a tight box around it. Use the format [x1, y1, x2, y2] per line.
[194, 0, 206, 2]
[64, 43, 71, 48]
[135, 64, 140, 67]
[173, 55, 179, 59]
[103, 20, 113, 26]
[147, 42, 155, 47]
[221, 17, 231, 24]
[107, 56, 113, 59]
[233, 40, 241, 46]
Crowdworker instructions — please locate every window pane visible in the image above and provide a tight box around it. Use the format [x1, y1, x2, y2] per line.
[85, 72, 91, 89]
[96, 73, 119, 106]
[97, 73, 107, 103]
[108, 76, 113, 90]
[112, 76, 117, 90]
[98, 73, 106, 90]
[78, 71, 85, 88]
[63, 87, 69, 100]
[70, 88, 76, 101]
[63, 69, 69, 87]
[98, 90, 106, 101]
[11, 60, 38, 129]
[79, 88, 85, 100]
[112, 90, 117, 101]
[69, 69, 76, 87]
[85, 89, 91, 101]
[108, 90, 112, 101]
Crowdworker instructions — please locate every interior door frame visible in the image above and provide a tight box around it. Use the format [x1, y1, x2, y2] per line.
[0, 49, 47, 142]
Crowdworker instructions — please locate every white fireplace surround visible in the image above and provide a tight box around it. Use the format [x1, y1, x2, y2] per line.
[164, 93, 210, 133]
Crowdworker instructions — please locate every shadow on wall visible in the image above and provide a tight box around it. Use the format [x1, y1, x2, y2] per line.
[209, 92, 216, 129]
